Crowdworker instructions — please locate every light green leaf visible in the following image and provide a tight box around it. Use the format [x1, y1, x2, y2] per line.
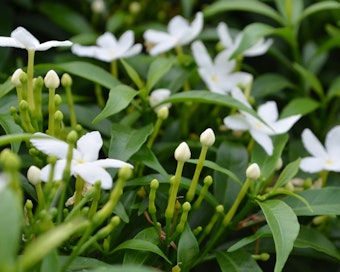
[93, 85, 138, 123]
[88, 265, 160, 272]
[0, 189, 22, 271]
[272, 158, 301, 190]
[120, 59, 144, 90]
[109, 123, 153, 162]
[275, 0, 304, 25]
[216, 251, 263, 272]
[35, 61, 120, 90]
[146, 58, 175, 92]
[177, 223, 199, 272]
[59, 256, 111, 270]
[203, 0, 284, 24]
[299, 1, 340, 22]
[280, 97, 320, 118]
[327, 76, 340, 99]
[113, 202, 129, 223]
[0, 78, 14, 99]
[283, 187, 340, 216]
[258, 199, 300, 272]
[113, 239, 171, 264]
[41, 250, 60, 272]
[0, 114, 24, 153]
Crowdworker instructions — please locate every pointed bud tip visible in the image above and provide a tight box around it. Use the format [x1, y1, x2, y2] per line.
[246, 163, 261, 179]
[200, 128, 215, 146]
[174, 142, 191, 162]
[44, 70, 60, 89]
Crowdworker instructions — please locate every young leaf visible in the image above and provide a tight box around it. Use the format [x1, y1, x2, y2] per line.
[257, 199, 300, 272]
[120, 58, 144, 90]
[275, 0, 304, 25]
[146, 58, 175, 92]
[0, 114, 24, 153]
[272, 157, 301, 190]
[299, 1, 340, 22]
[280, 97, 319, 118]
[216, 251, 263, 272]
[0, 78, 14, 99]
[177, 223, 199, 272]
[93, 85, 138, 123]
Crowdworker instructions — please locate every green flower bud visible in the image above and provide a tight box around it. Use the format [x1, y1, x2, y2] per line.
[61, 73, 73, 87]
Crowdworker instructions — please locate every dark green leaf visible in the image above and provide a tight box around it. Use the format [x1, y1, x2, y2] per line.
[272, 158, 301, 190]
[299, 1, 340, 22]
[59, 256, 111, 270]
[93, 85, 138, 123]
[88, 265, 159, 272]
[327, 76, 340, 99]
[216, 250, 263, 272]
[113, 201, 129, 223]
[258, 200, 300, 272]
[280, 97, 320, 118]
[0, 78, 14, 99]
[275, 0, 304, 25]
[120, 59, 144, 90]
[0, 114, 24, 152]
[146, 58, 175, 92]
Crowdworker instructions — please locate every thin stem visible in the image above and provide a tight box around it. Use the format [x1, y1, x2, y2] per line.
[26, 50, 36, 114]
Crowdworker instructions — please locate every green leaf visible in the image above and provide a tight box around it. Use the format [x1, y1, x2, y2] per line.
[0, 114, 24, 153]
[120, 59, 144, 90]
[252, 73, 294, 98]
[280, 97, 320, 118]
[272, 158, 301, 190]
[59, 256, 111, 270]
[113, 239, 171, 264]
[38, 2, 93, 34]
[216, 251, 263, 272]
[0, 189, 22, 271]
[258, 199, 300, 272]
[35, 61, 120, 90]
[93, 85, 138, 123]
[146, 57, 175, 92]
[0, 78, 14, 99]
[177, 223, 199, 272]
[109, 123, 153, 162]
[275, 0, 304, 25]
[282, 187, 340, 216]
[88, 265, 160, 272]
[299, 1, 340, 22]
[203, 0, 284, 24]
[295, 225, 340, 260]
[113, 201, 129, 223]
[327, 76, 340, 99]
[41, 250, 60, 272]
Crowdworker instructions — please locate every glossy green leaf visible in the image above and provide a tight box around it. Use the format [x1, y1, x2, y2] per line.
[0, 78, 14, 99]
[35, 61, 120, 90]
[177, 223, 199, 272]
[272, 158, 301, 190]
[216, 251, 263, 272]
[280, 97, 320, 118]
[146, 57, 175, 92]
[41, 250, 60, 272]
[0, 114, 24, 153]
[88, 265, 160, 272]
[59, 256, 111, 270]
[327, 76, 340, 99]
[113, 201, 129, 223]
[0, 189, 21, 271]
[109, 123, 153, 162]
[275, 0, 304, 25]
[258, 199, 300, 272]
[113, 239, 171, 264]
[299, 1, 340, 22]
[93, 85, 138, 123]
[120, 59, 144, 90]
[38, 2, 93, 34]
[203, 0, 284, 24]
[283, 187, 340, 216]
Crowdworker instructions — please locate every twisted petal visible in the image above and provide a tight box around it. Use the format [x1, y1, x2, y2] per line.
[97, 32, 117, 48]
[191, 41, 213, 68]
[71, 44, 97, 58]
[76, 131, 102, 161]
[0, 37, 25, 48]
[93, 158, 133, 169]
[270, 114, 301, 135]
[257, 101, 278, 123]
[217, 22, 233, 49]
[231, 87, 251, 108]
[117, 30, 134, 51]
[122, 43, 142, 58]
[168, 15, 189, 38]
[11, 26, 40, 49]
[40, 159, 69, 182]
[301, 129, 328, 159]
[244, 38, 273, 57]
[250, 129, 273, 155]
[144, 30, 170, 43]
[149, 38, 176, 56]
[325, 125, 340, 158]
[74, 163, 113, 189]
[180, 12, 203, 45]
[36, 40, 72, 51]
[223, 115, 250, 131]
[300, 157, 327, 173]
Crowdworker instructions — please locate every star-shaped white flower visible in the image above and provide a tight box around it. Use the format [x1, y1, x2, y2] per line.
[72, 31, 142, 62]
[144, 12, 203, 56]
[0, 26, 72, 51]
[30, 131, 133, 189]
[224, 91, 301, 155]
[149, 88, 172, 111]
[217, 22, 273, 58]
[300, 126, 340, 173]
[191, 41, 252, 94]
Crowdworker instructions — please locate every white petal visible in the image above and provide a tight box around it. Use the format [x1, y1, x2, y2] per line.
[300, 157, 327, 173]
[231, 87, 251, 108]
[36, 40, 72, 51]
[217, 22, 233, 49]
[149, 89, 171, 107]
[76, 131, 102, 161]
[270, 114, 301, 134]
[97, 32, 117, 48]
[149, 40, 176, 56]
[71, 44, 97, 58]
[250, 129, 273, 155]
[117, 30, 134, 51]
[40, 159, 68, 182]
[179, 12, 203, 45]
[30, 133, 70, 159]
[93, 158, 133, 169]
[74, 163, 113, 189]
[11, 26, 40, 49]
[122, 43, 142, 58]
[191, 41, 213, 68]
[301, 129, 328, 158]
[144, 30, 171, 43]
[244, 38, 273, 57]
[257, 101, 278, 123]
[0, 37, 25, 48]
[226, 72, 253, 89]
[168, 15, 189, 38]
[215, 49, 236, 73]
[223, 115, 250, 131]
[325, 125, 340, 158]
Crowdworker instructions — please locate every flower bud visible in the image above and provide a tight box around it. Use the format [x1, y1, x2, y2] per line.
[200, 128, 215, 147]
[174, 142, 191, 162]
[275, 157, 283, 171]
[157, 106, 169, 120]
[91, 0, 105, 13]
[27, 165, 41, 185]
[11, 68, 24, 87]
[246, 163, 261, 179]
[44, 70, 60, 89]
[61, 73, 73, 87]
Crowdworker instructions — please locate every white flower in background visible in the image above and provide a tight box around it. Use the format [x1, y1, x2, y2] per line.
[149, 88, 172, 112]
[300, 126, 340, 173]
[191, 41, 252, 94]
[144, 12, 203, 55]
[72, 31, 142, 62]
[0, 26, 72, 51]
[30, 131, 133, 189]
[223, 98, 301, 155]
[217, 22, 273, 58]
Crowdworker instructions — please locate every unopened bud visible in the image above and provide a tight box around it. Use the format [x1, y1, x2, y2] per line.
[61, 73, 73, 87]
[157, 106, 169, 120]
[200, 128, 215, 147]
[174, 142, 191, 162]
[11, 68, 24, 87]
[44, 70, 60, 89]
[246, 163, 261, 179]
[275, 157, 283, 171]
[27, 165, 41, 185]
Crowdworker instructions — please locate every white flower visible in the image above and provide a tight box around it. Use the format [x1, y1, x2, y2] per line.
[0, 26, 72, 51]
[223, 97, 301, 155]
[149, 88, 172, 111]
[217, 22, 273, 58]
[144, 12, 203, 56]
[300, 126, 340, 173]
[30, 131, 133, 189]
[71, 31, 142, 62]
[191, 41, 252, 94]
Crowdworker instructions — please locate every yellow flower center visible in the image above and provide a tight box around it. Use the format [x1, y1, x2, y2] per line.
[211, 75, 218, 83]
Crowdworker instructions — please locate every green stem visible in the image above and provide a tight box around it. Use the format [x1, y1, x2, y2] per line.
[26, 50, 36, 114]
[48, 89, 56, 135]
[74, 176, 85, 208]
